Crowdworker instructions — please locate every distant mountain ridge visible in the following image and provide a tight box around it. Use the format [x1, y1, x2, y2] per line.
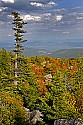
[23, 48, 51, 56]
[50, 48, 83, 58]
[0, 38, 83, 50]
[23, 48, 83, 58]
[0, 39, 83, 58]
[25, 39, 83, 51]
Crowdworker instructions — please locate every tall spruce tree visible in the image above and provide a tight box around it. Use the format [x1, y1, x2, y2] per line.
[12, 12, 27, 84]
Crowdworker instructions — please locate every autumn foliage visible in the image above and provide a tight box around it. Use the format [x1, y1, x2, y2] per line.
[0, 49, 83, 125]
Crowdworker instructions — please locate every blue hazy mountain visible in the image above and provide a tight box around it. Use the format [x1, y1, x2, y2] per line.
[23, 47, 83, 58]
[0, 39, 83, 51]
[25, 39, 83, 51]
[50, 48, 83, 58]
[0, 39, 83, 58]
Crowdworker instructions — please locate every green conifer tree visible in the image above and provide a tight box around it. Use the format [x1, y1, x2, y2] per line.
[12, 12, 27, 85]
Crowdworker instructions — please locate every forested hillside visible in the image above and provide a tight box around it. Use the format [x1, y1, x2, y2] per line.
[23, 48, 83, 58]
[0, 48, 83, 125]
[50, 48, 83, 58]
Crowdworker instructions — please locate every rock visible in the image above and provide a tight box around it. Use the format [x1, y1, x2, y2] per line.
[54, 118, 83, 125]
[29, 110, 43, 125]
[44, 74, 52, 82]
[24, 107, 43, 125]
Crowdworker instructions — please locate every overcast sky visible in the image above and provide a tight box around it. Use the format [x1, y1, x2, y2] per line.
[0, 0, 83, 50]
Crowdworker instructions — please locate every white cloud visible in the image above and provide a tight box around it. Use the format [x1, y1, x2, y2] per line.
[30, 1, 57, 8]
[52, 29, 62, 32]
[7, 14, 13, 19]
[43, 13, 51, 16]
[30, 2, 44, 7]
[7, 34, 12, 36]
[56, 15, 63, 21]
[1, 0, 14, 3]
[8, 12, 51, 23]
[48, 1, 57, 6]
[0, 7, 8, 12]
[0, 21, 5, 25]
[51, 8, 67, 12]
[21, 14, 41, 22]
[62, 31, 70, 34]
[77, 17, 83, 20]
[72, 6, 82, 10]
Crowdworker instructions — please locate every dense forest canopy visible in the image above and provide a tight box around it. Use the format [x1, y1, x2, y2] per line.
[0, 48, 83, 125]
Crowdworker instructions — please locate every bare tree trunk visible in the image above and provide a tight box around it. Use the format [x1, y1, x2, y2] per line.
[15, 53, 17, 77]
[14, 42, 18, 85]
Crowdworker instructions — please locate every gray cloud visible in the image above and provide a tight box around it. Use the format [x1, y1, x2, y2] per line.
[0, 0, 83, 43]
[0, 0, 53, 11]
[27, 0, 50, 4]
[0, 0, 57, 22]
[1, 0, 14, 3]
